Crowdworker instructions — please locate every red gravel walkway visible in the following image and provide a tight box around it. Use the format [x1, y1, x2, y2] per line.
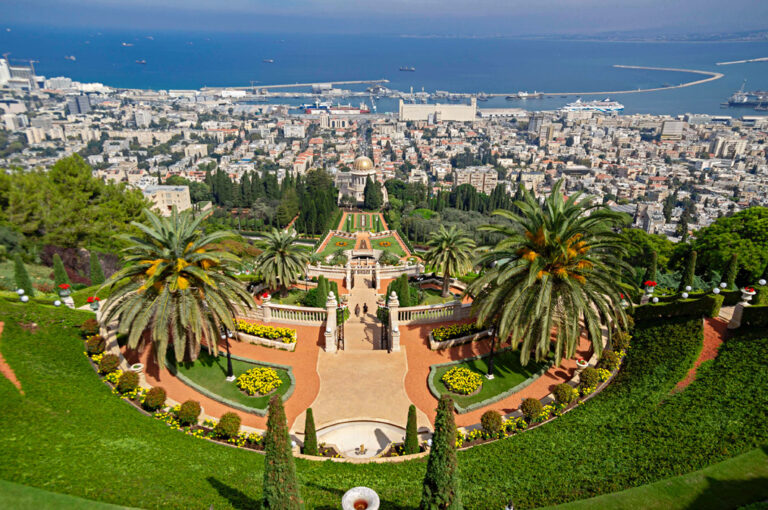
[400, 320, 591, 427]
[0, 322, 24, 394]
[675, 317, 727, 390]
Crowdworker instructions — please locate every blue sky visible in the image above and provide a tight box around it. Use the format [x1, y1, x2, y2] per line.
[3, 0, 767, 35]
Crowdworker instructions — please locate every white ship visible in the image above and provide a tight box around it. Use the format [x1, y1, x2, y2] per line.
[561, 98, 624, 113]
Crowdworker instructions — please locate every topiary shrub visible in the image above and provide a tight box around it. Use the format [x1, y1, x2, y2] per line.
[80, 318, 99, 337]
[117, 370, 139, 394]
[143, 387, 166, 411]
[579, 367, 600, 391]
[553, 383, 577, 405]
[611, 329, 631, 352]
[520, 398, 543, 422]
[85, 335, 106, 355]
[303, 408, 318, 456]
[98, 354, 119, 374]
[404, 404, 419, 454]
[480, 410, 502, 436]
[178, 400, 201, 426]
[214, 412, 241, 439]
[597, 350, 620, 371]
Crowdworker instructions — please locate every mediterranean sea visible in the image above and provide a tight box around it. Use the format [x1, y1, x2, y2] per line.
[3, 26, 768, 116]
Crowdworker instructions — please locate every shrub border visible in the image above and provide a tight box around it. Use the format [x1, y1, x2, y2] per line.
[427, 347, 554, 414]
[168, 353, 295, 417]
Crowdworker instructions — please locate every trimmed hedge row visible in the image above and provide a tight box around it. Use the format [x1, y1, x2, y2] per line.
[633, 293, 724, 320]
[741, 305, 768, 328]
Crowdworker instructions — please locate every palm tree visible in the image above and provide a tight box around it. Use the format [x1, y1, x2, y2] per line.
[423, 226, 476, 297]
[467, 181, 632, 373]
[255, 228, 310, 297]
[100, 208, 254, 369]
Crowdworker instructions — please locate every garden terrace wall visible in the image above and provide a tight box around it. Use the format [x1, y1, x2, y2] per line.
[237, 331, 296, 351]
[428, 329, 491, 350]
[633, 294, 723, 321]
[397, 301, 472, 325]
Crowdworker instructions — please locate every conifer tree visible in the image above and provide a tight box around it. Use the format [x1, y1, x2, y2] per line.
[89, 251, 106, 286]
[404, 404, 419, 455]
[13, 254, 35, 297]
[262, 396, 303, 509]
[724, 253, 739, 289]
[303, 408, 318, 456]
[315, 276, 329, 308]
[420, 395, 462, 509]
[678, 250, 697, 292]
[52, 253, 71, 287]
[645, 250, 658, 283]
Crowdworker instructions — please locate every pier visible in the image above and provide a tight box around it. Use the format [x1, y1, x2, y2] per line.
[201, 79, 389, 92]
[716, 57, 768, 66]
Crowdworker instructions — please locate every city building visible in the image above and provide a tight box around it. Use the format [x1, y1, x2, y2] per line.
[398, 98, 477, 122]
[141, 185, 192, 215]
[454, 166, 498, 194]
[67, 95, 91, 115]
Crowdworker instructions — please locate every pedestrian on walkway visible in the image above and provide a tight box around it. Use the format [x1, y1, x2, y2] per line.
[363, 303, 368, 315]
[355, 304, 361, 317]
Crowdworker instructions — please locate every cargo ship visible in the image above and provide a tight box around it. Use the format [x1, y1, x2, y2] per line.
[560, 98, 624, 113]
[727, 90, 768, 107]
[301, 102, 371, 115]
[506, 91, 543, 100]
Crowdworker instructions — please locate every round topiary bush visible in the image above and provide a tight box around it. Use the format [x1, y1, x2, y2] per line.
[86, 335, 106, 355]
[214, 412, 242, 439]
[480, 410, 502, 436]
[596, 350, 620, 371]
[520, 398, 543, 422]
[579, 366, 600, 391]
[143, 386, 166, 411]
[98, 354, 120, 374]
[178, 400, 201, 426]
[80, 318, 99, 337]
[553, 383, 577, 405]
[611, 329, 631, 352]
[117, 370, 139, 394]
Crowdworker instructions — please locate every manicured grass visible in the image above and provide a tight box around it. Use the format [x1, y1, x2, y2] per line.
[1, 301, 767, 509]
[0, 479, 134, 509]
[173, 350, 292, 411]
[420, 288, 458, 305]
[319, 235, 354, 256]
[545, 446, 768, 510]
[372, 235, 406, 256]
[431, 349, 549, 407]
[271, 288, 307, 305]
[342, 213, 384, 233]
[0, 260, 52, 291]
[411, 208, 435, 220]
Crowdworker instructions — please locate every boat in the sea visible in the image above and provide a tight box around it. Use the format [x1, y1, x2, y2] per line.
[64, 55, 76, 61]
[135, 59, 147, 65]
[560, 98, 624, 113]
[263, 59, 275, 63]
[399, 66, 416, 72]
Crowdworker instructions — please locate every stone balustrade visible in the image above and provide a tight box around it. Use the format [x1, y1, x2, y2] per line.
[266, 303, 326, 324]
[397, 301, 472, 325]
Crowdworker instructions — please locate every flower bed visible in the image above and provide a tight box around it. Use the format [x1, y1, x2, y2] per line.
[236, 367, 282, 396]
[429, 327, 490, 350]
[431, 322, 485, 343]
[235, 319, 297, 351]
[441, 367, 483, 395]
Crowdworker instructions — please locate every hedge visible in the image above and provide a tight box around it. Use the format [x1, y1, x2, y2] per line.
[633, 294, 723, 320]
[740, 305, 768, 329]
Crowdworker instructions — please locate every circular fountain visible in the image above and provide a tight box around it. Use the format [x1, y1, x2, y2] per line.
[342, 486, 380, 510]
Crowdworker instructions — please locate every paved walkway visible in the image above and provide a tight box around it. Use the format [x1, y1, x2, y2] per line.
[0, 322, 24, 394]
[344, 275, 381, 350]
[676, 317, 727, 390]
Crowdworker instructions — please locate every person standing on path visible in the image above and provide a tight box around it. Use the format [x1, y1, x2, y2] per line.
[355, 303, 361, 317]
[363, 303, 368, 315]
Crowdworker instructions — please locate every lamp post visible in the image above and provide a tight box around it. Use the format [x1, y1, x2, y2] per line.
[222, 329, 235, 382]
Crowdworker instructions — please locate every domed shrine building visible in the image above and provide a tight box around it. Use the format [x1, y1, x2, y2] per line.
[334, 155, 388, 206]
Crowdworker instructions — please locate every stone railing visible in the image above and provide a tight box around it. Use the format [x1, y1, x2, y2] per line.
[378, 264, 422, 280]
[397, 301, 472, 325]
[307, 264, 347, 279]
[265, 302, 326, 324]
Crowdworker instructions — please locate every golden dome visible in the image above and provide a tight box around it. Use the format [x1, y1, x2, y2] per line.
[353, 156, 374, 171]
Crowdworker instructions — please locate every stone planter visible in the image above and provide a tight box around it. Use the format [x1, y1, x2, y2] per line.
[576, 359, 589, 372]
[741, 288, 756, 303]
[342, 487, 380, 510]
[58, 289, 71, 298]
[89, 302, 100, 311]
[131, 363, 144, 374]
[237, 331, 297, 351]
[428, 329, 491, 350]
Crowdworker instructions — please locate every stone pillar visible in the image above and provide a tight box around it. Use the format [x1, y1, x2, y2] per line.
[324, 291, 338, 352]
[374, 262, 381, 291]
[387, 291, 401, 352]
[346, 261, 352, 289]
[728, 302, 748, 330]
[262, 302, 272, 323]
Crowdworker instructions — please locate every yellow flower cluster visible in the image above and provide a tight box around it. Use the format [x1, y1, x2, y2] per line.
[441, 367, 482, 395]
[105, 370, 122, 384]
[90, 352, 104, 364]
[236, 367, 282, 396]
[235, 320, 297, 344]
[597, 368, 612, 382]
[432, 323, 484, 343]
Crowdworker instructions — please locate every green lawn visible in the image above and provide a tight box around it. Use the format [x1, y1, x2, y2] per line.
[173, 350, 292, 412]
[342, 213, 384, 233]
[0, 479, 135, 509]
[0, 259, 52, 291]
[319, 235, 354, 256]
[431, 349, 549, 408]
[1, 300, 767, 509]
[545, 446, 768, 510]
[371, 235, 406, 257]
[420, 288, 459, 305]
[271, 288, 307, 306]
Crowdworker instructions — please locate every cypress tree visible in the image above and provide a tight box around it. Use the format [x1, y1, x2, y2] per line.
[762, 261, 768, 282]
[724, 253, 739, 289]
[315, 276, 329, 308]
[420, 395, 462, 509]
[89, 252, 106, 286]
[262, 396, 303, 509]
[645, 250, 658, 283]
[404, 404, 419, 455]
[678, 250, 697, 292]
[303, 408, 318, 456]
[13, 254, 35, 297]
[52, 253, 71, 287]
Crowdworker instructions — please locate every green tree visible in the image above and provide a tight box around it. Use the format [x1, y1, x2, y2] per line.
[13, 253, 34, 296]
[315, 276, 329, 307]
[724, 253, 739, 290]
[262, 396, 303, 509]
[679, 250, 697, 292]
[645, 251, 658, 283]
[420, 395, 462, 509]
[404, 404, 419, 455]
[89, 251, 106, 286]
[52, 253, 71, 287]
[467, 180, 631, 367]
[424, 226, 476, 297]
[363, 176, 383, 210]
[621, 228, 674, 272]
[254, 229, 310, 297]
[303, 408, 318, 456]
[101, 208, 254, 368]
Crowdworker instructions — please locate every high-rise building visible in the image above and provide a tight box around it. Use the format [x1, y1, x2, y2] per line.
[67, 95, 91, 115]
[135, 110, 152, 128]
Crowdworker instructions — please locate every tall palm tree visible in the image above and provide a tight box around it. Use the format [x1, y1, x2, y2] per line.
[100, 208, 254, 368]
[467, 181, 632, 373]
[424, 226, 476, 297]
[255, 228, 310, 297]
